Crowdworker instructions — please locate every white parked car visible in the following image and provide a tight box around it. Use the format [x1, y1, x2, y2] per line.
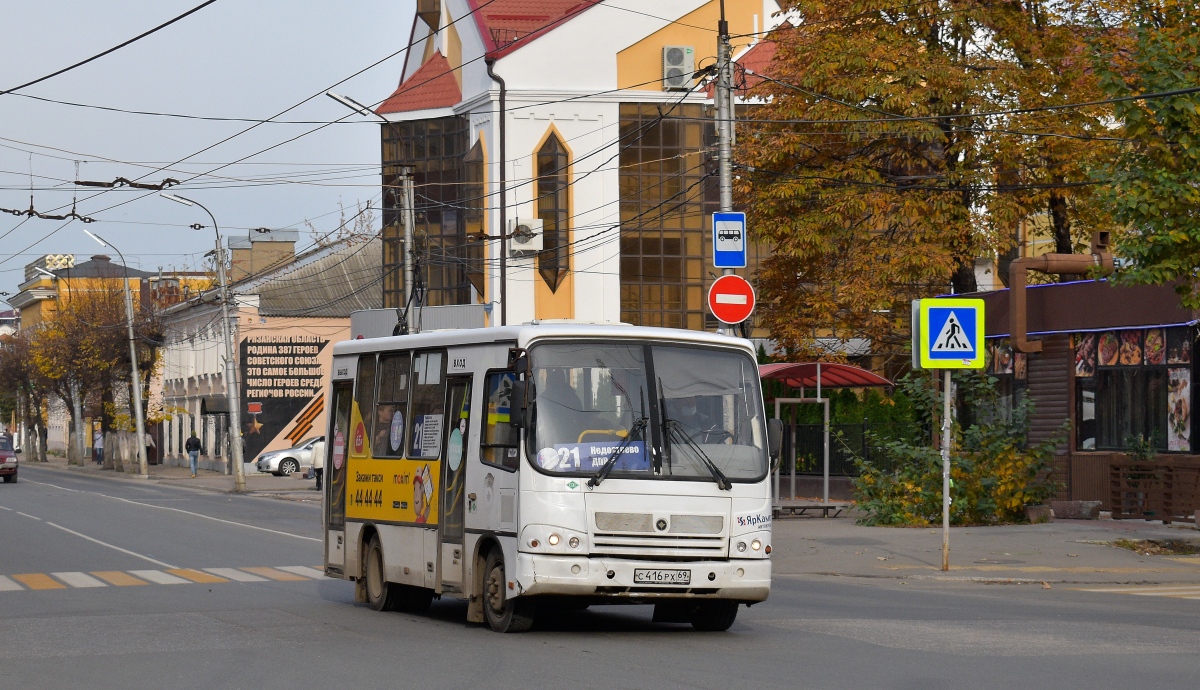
[254, 436, 323, 476]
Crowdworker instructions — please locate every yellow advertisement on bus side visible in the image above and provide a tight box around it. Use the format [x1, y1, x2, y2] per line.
[344, 400, 441, 524]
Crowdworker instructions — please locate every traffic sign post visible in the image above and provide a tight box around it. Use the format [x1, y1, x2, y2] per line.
[712, 212, 747, 268]
[708, 274, 755, 325]
[912, 297, 985, 572]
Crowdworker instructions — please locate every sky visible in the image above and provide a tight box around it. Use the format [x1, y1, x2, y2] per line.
[0, 0, 414, 299]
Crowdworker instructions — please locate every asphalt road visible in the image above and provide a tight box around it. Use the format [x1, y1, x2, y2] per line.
[2, 464, 1198, 690]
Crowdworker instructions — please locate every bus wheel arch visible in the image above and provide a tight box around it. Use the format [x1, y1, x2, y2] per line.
[467, 537, 501, 624]
[482, 546, 536, 633]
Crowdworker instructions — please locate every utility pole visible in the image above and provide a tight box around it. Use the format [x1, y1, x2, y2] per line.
[161, 194, 246, 492]
[83, 230, 148, 478]
[403, 169, 416, 332]
[715, 0, 735, 336]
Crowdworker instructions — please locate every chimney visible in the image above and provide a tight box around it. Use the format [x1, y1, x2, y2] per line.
[228, 229, 298, 282]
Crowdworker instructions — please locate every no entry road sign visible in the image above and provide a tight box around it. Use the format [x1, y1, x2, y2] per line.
[708, 274, 755, 324]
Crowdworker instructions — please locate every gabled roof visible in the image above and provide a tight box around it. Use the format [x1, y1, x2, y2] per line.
[468, 0, 601, 59]
[379, 50, 463, 114]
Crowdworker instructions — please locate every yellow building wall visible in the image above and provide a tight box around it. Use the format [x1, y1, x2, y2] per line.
[617, 0, 761, 90]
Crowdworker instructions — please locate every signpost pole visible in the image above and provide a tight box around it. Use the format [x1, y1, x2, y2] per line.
[941, 369, 952, 571]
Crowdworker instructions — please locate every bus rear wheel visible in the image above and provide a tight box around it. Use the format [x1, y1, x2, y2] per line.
[364, 535, 396, 611]
[689, 600, 739, 631]
[483, 549, 535, 633]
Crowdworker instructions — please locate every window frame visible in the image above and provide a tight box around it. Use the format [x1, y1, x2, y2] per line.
[405, 348, 449, 460]
[479, 368, 520, 473]
[372, 351, 412, 459]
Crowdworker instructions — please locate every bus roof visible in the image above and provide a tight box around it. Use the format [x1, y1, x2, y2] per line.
[331, 323, 756, 357]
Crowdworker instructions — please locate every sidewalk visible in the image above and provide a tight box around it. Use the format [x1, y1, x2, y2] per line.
[772, 509, 1200, 585]
[31, 454, 321, 503]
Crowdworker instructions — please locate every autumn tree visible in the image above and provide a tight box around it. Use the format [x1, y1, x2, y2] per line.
[1089, 0, 1200, 306]
[738, 1, 1123, 360]
[0, 331, 50, 462]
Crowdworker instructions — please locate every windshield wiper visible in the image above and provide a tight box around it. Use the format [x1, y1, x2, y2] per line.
[587, 416, 648, 488]
[665, 421, 731, 491]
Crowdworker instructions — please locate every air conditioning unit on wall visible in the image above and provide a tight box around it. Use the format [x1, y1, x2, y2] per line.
[508, 218, 543, 256]
[662, 45, 696, 91]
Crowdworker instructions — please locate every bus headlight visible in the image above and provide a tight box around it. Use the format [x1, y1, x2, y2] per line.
[736, 541, 747, 552]
[568, 536, 580, 549]
[751, 539, 762, 551]
[548, 533, 561, 546]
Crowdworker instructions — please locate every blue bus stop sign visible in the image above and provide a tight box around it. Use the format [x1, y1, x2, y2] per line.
[712, 212, 747, 268]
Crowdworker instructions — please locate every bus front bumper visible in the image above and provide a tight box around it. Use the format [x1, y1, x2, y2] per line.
[514, 553, 770, 602]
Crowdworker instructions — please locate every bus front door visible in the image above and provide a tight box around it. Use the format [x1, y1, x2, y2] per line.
[438, 377, 471, 591]
[325, 380, 352, 575]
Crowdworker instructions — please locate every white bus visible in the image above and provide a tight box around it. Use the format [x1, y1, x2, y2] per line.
[320, 323, 781, 632]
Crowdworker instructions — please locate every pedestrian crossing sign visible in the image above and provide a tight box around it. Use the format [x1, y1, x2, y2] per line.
[915, 298, 985, 369]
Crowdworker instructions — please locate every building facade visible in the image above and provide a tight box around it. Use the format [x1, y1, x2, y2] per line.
[376, 0, 779, 333]
[156, 236, 382, 471]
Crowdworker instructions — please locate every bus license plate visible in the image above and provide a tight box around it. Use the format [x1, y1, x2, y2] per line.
[633, 568, 691, 585]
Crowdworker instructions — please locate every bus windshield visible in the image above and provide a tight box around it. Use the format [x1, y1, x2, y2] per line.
[528, 341, 767, 483]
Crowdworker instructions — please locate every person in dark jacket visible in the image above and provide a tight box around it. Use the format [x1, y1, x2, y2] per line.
[185, 431, 202, 478]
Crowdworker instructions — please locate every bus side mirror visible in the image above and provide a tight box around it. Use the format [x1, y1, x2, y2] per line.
[767, 418, 783, 462]
[509, 386, 526, 428]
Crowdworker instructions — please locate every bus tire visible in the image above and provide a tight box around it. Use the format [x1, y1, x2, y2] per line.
[483, 549, 535, 633]
[689, 600, 739, 632]
[364, 535, 396, 611]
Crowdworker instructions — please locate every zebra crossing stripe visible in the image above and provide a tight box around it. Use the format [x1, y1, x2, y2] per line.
[13, 573, 66, 590]
[240, 567, 307, 581]
[203, 568, 267, 582]
[166, 569, 228, 584]
[52, 572, 107, 588]
[129, 570, 190, 585]
[276, 566, 325, 580]
[0, 575, 22, 591]
[91, 571, 149, 586]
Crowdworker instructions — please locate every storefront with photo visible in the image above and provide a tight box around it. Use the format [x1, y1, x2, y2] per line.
[976, 279, 1197, 506]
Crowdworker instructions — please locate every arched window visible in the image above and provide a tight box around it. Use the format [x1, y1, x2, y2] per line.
[536, 134, 569, 291]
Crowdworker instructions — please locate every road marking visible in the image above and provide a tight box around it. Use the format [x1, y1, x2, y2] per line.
[276, 565, 325, 580]
[1081, 585, 1200, 598]
[45, 521, 177, 568]
[241, 566, 308, 581]
[166, 568, 228, 584]
[21, 477, 321, 542]
[51, 572, 107, 588]
[129, 570, 190, 585]
[13, 573, 66, 590]
[203, 568, 268, 582]
[16, 512, 41, 520]
[0, 566, 324, 593]
[0, 505, 12, 510]
[91, 571, 150, 586]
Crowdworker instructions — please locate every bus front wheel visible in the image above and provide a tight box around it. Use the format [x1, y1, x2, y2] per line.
[689, 600, 739, 632]
[483, 549, 535, 633]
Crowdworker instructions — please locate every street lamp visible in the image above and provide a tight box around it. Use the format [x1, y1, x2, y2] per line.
[160, 192, 246, 493]
[83, 229, 148, 479]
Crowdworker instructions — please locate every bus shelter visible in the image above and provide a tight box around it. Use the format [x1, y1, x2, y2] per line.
[759, 362, 892, 516]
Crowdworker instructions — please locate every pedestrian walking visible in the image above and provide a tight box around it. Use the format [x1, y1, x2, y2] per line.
[93, 428, 104, 465]
[311, 438, 325, 491]
[185, 431, 201, 478]
[144, 430, 156, 466]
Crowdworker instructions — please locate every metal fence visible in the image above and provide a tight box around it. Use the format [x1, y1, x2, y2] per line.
[781, 422, 913, 477]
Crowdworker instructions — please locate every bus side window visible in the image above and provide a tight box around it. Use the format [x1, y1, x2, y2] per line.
[355, 354, 376, 455]
[408, 350, 446, 459]
[481, 371, 519, 471]
[374, 352, 410, 458]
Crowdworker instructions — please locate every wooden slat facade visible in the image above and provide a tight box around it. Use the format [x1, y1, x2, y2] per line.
[1026, 334, 1072, 452]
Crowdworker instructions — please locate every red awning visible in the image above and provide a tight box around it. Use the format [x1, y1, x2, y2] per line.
[759, 362, 891, 389]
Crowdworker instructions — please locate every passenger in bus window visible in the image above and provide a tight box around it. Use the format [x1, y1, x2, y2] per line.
[667, 396, 722, 442]
[374, 404, 396, 455]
